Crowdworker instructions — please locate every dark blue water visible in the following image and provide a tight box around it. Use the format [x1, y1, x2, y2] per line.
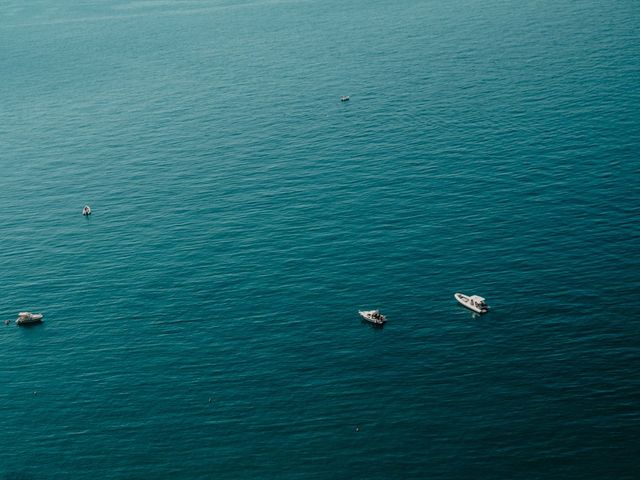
[1, 0, 639, 478]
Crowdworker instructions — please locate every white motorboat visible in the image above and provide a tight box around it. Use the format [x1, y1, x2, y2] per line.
[454, 293, 489, 314]
[82, 205, 91, 216]
[340, 95, 350, 102]
[358, 309, 386, 325]
[16, 312, 44, 325]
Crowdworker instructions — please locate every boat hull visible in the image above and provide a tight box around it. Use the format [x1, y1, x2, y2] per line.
[358, 310, 386, 325]
[454, 293, 489, 314]
[16, 313, 44, 325]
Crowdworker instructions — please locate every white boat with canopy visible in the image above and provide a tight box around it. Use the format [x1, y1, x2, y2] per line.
[454, 293, 489, 314]
[16, 312, 44, 325]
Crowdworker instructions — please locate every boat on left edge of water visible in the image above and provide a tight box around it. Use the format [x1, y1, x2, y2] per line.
[16, 312, 44, 325]
[358, 309, 386, 325]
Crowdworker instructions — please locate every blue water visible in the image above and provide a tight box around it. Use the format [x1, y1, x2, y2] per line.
[1, 0, 639, 478]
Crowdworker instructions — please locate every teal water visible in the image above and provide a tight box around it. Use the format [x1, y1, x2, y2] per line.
[1, 0, 639, 478]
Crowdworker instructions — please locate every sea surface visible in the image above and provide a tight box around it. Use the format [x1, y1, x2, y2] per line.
[1, 1, 639, 478]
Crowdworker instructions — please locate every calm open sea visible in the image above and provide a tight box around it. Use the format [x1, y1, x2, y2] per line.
[1, 0, 639, 478]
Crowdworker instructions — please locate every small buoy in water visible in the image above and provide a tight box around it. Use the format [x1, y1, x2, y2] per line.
[82, 205, 91, 216]
[208, 397, 212, 403]
[355, 426, 360, 432]
[3, 320, 8, 326]
[33, 391, 38, 396]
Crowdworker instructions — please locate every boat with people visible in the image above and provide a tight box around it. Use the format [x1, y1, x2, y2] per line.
[358, 309, 386, 325]
[16, 312, 44, 326]
[82, 205, 91, 216]
[340, 95, 350, 102]
[454, 293, 489, 314]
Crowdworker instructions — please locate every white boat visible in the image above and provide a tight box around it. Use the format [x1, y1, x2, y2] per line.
[340, 95, 350, 102]
[454, 293, 489, 314]
[16, 312, 44, 325]
[358, 309, 386, 325]
[82, 205, 91, 216]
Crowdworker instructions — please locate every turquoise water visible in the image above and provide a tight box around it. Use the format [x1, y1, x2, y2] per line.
[1, 0, 639, 478]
